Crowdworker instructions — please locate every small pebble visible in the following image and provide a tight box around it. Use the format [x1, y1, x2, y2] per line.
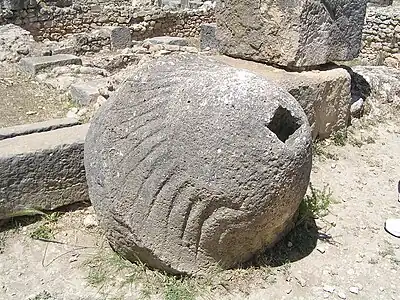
[83, 214, 99, 228]
[295, 275, 306, 287]
[66, 110, 77, 118]
[69, 256, 78, 263]
[287, 241, 293, 247]
[323, 285, 335, 293]
[337, 292, 347, 299]
[349, 286, 359, 294]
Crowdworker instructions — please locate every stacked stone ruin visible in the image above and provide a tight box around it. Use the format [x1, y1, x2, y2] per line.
[211, 0, 368, 140]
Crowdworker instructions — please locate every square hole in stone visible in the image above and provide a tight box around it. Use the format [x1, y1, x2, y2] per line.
[267, 106, 301, 142]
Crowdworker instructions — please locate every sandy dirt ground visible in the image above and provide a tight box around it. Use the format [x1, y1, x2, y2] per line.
[0, 63, 69, 128]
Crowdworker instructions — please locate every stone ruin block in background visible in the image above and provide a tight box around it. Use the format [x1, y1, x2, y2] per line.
[216, 55, 351, 140]
[1, 0, 27, 10]
[368, 0, 393, 6]
[217, 0, 368, 68]
[110, 27, 132, 50]
[200, 23, 218, 51]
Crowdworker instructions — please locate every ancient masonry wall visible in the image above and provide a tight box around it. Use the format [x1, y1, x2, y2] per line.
[0, 2, 399, 65]
[0, 4, 215, 41]
[360, 5, 400, 64]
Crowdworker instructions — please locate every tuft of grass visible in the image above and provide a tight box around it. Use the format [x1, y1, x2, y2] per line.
[297, 184, 336, 226]
[29, 212, 62, 241]
[331, 129, 348, 146]
[164, 277, 196, 300]
[30, 224, 54, 240]
[81, 249, 278, 299]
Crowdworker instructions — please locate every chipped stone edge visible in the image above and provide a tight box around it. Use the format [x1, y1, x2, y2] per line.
[0, 118, 81, 141]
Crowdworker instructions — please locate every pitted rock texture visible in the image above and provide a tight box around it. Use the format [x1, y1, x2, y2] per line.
[84, 54, 312, 275]
[216, 0, 367, 68]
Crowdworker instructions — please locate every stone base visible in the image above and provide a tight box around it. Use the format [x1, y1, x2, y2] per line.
[216, 56, 351, 140]
[0, 124, 89, 219]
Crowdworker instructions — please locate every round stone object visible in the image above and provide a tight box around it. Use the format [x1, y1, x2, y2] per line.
[84, 54, 312, 275]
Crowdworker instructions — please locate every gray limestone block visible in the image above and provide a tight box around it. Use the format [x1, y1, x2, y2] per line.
[110, 27, 132, 50]
[0, 124, 89, 219]
[84, 54, 312, 275]
[200, 23, 218, 51]
[216, 56, 351, 140]
[19, 54, 82, 75]
[351, 66, 400, 106]
[0, 118, 80, 140]
[145, 36, 189, 46]
[216, 0, 368, 68]
[70, 80, 108, 106]
[2, 0, 26, 10]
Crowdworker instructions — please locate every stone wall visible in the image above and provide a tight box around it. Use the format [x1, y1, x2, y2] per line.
[361, 5, 400, 67]
[0, 3, 214, 41]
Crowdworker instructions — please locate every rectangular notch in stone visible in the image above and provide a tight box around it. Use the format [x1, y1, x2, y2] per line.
[267, 106, 301, 143]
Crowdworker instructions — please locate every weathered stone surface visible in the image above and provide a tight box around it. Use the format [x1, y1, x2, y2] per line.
[368, 0, 393, 6]
[216, 56, 351, 139]
[351, 66, 400, 106]
[70, 80, 108, 106]
[19, 54, 82, 75]
[0, 118, 80, 141]
[217, 0, 368, 68]
[85, 54, 312, 275]
[1, 0, 27, 10]
[200, 23, 218, 51]
[0, 125, 89, 219]
[0, 24, 37, 62]
[110, 26, 132, 50]
[145, 36, 189, 46]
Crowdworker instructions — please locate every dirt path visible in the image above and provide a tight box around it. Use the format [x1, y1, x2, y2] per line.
[0, 63, 69, 128]
[0, 112, 399, 300]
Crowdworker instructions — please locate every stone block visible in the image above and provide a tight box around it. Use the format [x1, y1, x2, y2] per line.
[351, 66, 400, 106]
[145, 36, 189, 46]
[217, 0, 368, 68]
[0, 124, 89, 218]
[368, 0, 393, 6]
[110, 26, 132, 50]
[200, 23, 218, 51]
[70, 80, 107, 106]
[0, 118, 80, 140]
[1, 0, 26, 10]
[19, 54, 82, 75]
[52, 46, 76, 55]
[216, 55, 351, 139]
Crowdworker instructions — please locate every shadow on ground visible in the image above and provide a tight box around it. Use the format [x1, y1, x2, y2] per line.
[244, 218, 332, 268]
[0, 201, 90, 233]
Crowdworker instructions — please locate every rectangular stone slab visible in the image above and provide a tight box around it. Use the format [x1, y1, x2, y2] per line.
[216, 0, 367, 68]
[0, 124, 89, 219]
[200, 23, 218, 51]
[0, 118, 80, 140]
[216, 55, 351, 139]
[70, 79, 108, 106]
[19, 54, 82, 75]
